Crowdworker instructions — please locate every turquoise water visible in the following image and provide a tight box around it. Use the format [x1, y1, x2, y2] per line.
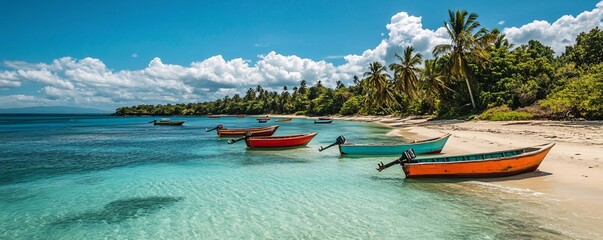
[0, 115, 581, 239]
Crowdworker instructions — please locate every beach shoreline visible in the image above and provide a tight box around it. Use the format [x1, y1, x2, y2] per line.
[322, 115, 603, 237]
[265, 114, 602, 236]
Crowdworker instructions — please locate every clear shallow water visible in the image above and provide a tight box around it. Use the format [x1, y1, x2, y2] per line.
[0, 115, 582, 239]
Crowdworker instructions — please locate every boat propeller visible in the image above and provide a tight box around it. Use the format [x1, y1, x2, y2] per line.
[318, 135, 346, 152]
[206, 124, 224, 132]
[227, 131, 253, 144]
[376, 149, 417, 172]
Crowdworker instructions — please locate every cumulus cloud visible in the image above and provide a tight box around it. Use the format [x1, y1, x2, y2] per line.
[2, 2, 602, 109]
[336, 12, 450, 76]
[0, 53, 345, 109]
[498, 20, 505, 25]
[0, 71, 21, 88]
[504, 2, 603, 55]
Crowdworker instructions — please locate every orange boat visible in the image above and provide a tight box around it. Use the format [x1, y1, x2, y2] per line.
[206, 124, 279, 137]
[377, 143, 555, 178]
[228, 132, 318, 148]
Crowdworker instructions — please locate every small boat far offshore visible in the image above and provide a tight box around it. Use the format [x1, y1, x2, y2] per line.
[275, 118, 292, 122]
[320, 134, 451, 155]
[228, 132, 318, 148]
[206, 125, 279, 137]
[377, 143, 555, 178]
[314, 120, 333, 124]
[151, 118, 185, 126]
[207, 115, 221, 118]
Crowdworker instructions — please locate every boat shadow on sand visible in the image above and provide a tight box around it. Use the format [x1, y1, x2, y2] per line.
[51, 196, 184, 225]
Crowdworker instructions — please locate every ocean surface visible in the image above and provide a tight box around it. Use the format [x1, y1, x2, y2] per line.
[0, 115, 587, 239]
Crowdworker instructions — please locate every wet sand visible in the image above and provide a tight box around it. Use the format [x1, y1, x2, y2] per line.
[258, 114, 602, 237]
[330, 115, 603, 238]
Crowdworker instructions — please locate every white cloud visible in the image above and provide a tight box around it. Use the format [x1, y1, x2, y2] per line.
[504, 2, 603, 55]
[131, 53, 138, 58]
[336, 12, 450, 77]
[0, 53, 347, 109]
[2, 2, 602, 109]
[0, 94, 67, 108]
[498, 20, 505, 25]
[324, 55, 345, 59]
[0, 71, 21, 88]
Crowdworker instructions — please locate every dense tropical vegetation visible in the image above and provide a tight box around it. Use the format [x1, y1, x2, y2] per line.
[115, 10, 603, 120]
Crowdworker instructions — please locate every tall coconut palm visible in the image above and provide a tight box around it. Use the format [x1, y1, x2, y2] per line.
[389, 46, 423, 100]
[490, 29, 514, 50]
[433, 9, 490, 109]
[420, 58, 454, 112]
[363, 62, 395, 113]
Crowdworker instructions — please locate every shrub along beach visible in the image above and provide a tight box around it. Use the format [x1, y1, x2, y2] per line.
[112, 9, 603, 237]
[116, 12, 602, 121]
[3, 2, 603, 238]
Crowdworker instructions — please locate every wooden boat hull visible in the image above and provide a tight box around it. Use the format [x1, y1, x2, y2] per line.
[340, 134, 450, 155]
[402, 143, 555, 178]
[154, 121, 185, 126]
[245, 133, 317, 148]
[217, 125, 279, 137]
[256, 117, 271, 121]
[318, 117, 332, 120]
[314, 120, 333, 124]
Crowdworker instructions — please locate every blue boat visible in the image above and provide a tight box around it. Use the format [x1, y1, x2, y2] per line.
[330, 134, 451, 155]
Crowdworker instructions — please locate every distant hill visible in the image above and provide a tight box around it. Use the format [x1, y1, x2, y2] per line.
[0, 106, 111, 114]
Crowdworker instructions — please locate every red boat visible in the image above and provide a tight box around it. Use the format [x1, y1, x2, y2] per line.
[244, 133, 317, 148]
[228, 132, 318, 148]
[206, 125, 279, 137]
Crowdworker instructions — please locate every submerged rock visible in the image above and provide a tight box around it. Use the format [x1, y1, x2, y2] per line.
[53, 196, 184, 225]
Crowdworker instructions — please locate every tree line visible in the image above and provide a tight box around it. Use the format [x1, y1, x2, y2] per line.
[115, 10, 603, 120]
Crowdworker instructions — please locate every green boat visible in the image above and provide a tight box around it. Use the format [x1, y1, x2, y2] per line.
[319, 134, 451, 155]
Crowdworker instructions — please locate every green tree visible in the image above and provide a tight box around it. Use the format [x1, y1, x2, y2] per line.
[363, 62, 396, 113]
[389, 46, 423, 100]
[562, 27, 603, 67]
[420, 58, 451, 113]
[433, 9, 490, 109]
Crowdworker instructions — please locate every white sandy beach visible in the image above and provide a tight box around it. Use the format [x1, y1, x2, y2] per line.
[266, 114, 603, 236]
[330, 115, 603, 237]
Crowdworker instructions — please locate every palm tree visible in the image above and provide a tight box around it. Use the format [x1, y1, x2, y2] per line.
[420, 58, 453, 113]
[389, 46, 423, 100]
[490, 29, 514, 50]
[433, 9, 490, 109]
[363, 62, 395, 113]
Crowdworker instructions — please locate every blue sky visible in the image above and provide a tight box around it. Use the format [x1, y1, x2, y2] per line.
[1, 0, 602, 110]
